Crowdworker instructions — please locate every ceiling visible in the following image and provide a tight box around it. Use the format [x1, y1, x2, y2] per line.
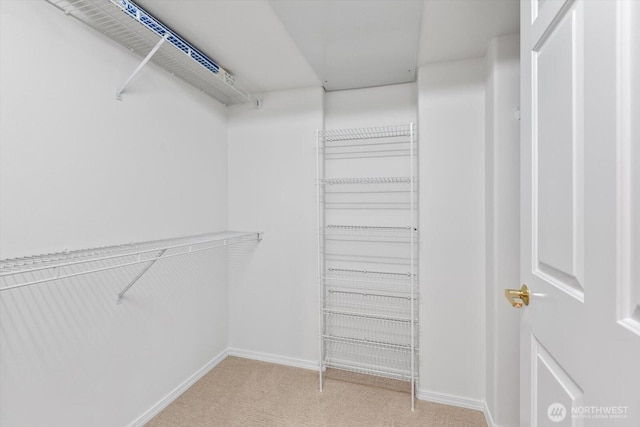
[269, 0, 423, 91]
[134, 0, 320, 94]
[135, 0, 519, 95]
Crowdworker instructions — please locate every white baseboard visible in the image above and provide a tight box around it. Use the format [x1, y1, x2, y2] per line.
[228, 347, 318, 371]
[128, 349, 228, 427]
[417, 389, 485, 412]
[483, 402, 496, 427]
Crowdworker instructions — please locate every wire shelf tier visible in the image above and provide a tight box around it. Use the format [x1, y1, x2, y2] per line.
[323, 309, 413, 324]
[45, 0, 251, 105]
[323, 269, 417, 297]
[319, 177, 416, 211]
[323, 204, 414, 211]
[325, 285, 417, 298]
[0, 231, 261, 292]
[319, 126, 416, 159]
[324, 361, 414, 382]
[324, 255, 416, 267]
[324, 315, 417, 347]
[318, 125, 415, 143]
[321, 225, 417, 244]
[327, 268, 413, 278]
[324, 293, 416, 321]
[323, 334, 417, 352]
[317, 123, 418, 408]
[325, 339, 417, 375]
[326, 351, 411, 371]
[319, 177, 414, 185]
[327, 352, 411, 375]
[323, 225, 415, 234]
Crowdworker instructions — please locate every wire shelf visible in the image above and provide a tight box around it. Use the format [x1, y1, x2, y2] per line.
[327, 268, 413, 279]
[323, 309, 414, 324]
[319, 177, 414, 185]
[325, 339, 417, 371]
[320, 178, 416, 211]
[325, 286, 416, 299]
[0, 231, 261, 292]
[324, 293, 416, 320]
[45, 0, 251, 105]
[323, 225, 415, 235]
[321, 225, 417, 244]
[324, 361, 414, 382]
[323, 268, 416, 297]
[324, 315, 416, 348]
[318, 125, 415, 143]
[327, 287, 413, 300]
[327, 350, 412, 371]
[319, 125, 416, 159]
[323, 334, 418, 352]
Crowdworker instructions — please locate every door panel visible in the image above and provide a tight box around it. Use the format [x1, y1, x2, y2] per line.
[533, 2, 584, 299]
[534, 0, 549, 21]
[618, 0, 640, 335]
[532, 337, 583, 427]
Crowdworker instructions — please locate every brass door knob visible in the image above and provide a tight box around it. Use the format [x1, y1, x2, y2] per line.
[505, 284, 530, 308]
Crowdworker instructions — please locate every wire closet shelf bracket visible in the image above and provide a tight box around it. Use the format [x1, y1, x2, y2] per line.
[0, 231, 262, 303]
[317, 124, 419, 410]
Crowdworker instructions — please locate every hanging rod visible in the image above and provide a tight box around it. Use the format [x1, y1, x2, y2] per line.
[0, 231, 262, 294]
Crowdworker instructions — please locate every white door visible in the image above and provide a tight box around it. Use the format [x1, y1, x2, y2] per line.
[518, 0, 640, 426]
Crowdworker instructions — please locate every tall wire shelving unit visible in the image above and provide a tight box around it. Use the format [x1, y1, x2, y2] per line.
[317, 124, 419, 410]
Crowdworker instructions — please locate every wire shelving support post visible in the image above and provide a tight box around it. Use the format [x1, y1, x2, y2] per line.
[409, 122, 416, 411]
[316, 128, 325, 392]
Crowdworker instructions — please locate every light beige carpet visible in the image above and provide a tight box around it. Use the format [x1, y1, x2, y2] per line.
[147, 357, 487, 427]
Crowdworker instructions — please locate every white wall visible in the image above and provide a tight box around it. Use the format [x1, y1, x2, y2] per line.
[484, 34, 520, 427]
[227, 87, 323, 367]
[324, 83, 417, 129]
[417, 58, 486, 404]
[0, 1, 230, 426]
